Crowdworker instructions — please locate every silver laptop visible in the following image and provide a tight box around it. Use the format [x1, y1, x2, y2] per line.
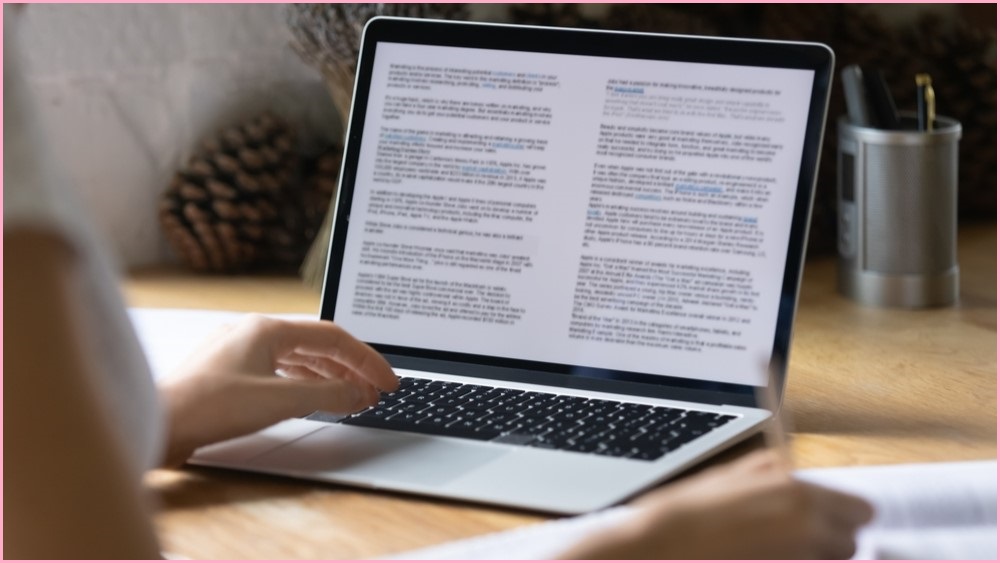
[192, 17, 834, 514]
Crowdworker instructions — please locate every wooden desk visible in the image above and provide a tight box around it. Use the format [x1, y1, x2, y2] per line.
[127, 225, 997, 559]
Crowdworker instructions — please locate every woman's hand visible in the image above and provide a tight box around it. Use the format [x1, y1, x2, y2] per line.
[158, 315, 398, 466]
[561, 450, 874, 559]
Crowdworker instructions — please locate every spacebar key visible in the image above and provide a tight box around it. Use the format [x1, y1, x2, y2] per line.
[341, 415, 500, 441]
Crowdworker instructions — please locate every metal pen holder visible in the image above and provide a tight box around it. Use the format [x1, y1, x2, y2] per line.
[836, 114, 962, 308]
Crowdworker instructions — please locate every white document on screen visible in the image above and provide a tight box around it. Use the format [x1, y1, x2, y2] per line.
[333, 42, 815, 388]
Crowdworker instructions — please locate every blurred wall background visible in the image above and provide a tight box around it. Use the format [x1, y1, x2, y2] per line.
[10, 4, 339, 266]
[8, 4, 986, 268]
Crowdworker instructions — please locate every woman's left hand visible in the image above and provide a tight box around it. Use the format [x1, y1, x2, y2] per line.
[158, 315, 398, 466]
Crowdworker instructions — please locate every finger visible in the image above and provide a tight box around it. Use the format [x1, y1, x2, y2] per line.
[694, 449, 785, 487]
[789, 515, 857, 560]
[277, 364, 326, 381]
[791, 484, 872, 559]
[733, 449, 785, 474]
[272, 320, 397, 391]
[187, 372, 380, 445]
[277, 365, 384, 409]
[808, 511, 864, 560]
[278, 358, 385, 401]
[311, 377, 380, 413]
[279, 352, 353, 380]
[264, 319, 398, 391]
[812, 486, 875, 529]
[260, 373, 380, 415]
[634, 449, 777, 508]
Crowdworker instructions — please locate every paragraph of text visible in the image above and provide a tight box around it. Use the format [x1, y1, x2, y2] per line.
[590, 163, 774, 210]
[353, 272, 525, 325]
[596, 124, 782, 163]
[384, 96, 552, 125]
[584, 205, 765, 257]
[368, 190, 538, 224]
[360, 240, 533, 274]
[387, 64, 560, 93]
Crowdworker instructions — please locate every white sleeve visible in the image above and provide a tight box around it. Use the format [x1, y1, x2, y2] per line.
[4, 8, 166, 473]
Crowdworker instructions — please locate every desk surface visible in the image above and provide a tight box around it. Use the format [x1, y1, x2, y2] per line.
[126, 224, 997, 559]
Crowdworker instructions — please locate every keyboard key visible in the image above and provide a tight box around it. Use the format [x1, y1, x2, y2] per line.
[336, 377, 738, 462]
[342, 413, 499, 441]
[417, 404, 459, 417]
[415, 413, 457, 427]
[385, 411, 423, 424]
[547, 409, 592, 424]
[459, 399, 494, 412]
[393, 402, 425, 414]
[352, 407, 394, 420]
[422, 380, 448, 391]
[428, 395, 466, 407]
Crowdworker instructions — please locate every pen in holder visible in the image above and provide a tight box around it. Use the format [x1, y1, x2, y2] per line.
[837, 112, 962, 308]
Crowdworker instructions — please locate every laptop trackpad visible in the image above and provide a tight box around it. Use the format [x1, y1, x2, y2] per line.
[248, 425, 508, 487]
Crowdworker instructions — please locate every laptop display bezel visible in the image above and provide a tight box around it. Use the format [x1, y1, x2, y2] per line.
[319, 17, 834, 408]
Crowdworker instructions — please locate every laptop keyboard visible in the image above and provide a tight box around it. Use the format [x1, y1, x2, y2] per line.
[311, 376, 737, 461]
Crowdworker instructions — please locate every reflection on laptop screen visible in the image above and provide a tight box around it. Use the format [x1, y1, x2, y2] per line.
[333, 41, 816, 388]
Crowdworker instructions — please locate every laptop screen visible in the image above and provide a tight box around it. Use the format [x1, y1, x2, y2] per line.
[322, 19, 832, 400]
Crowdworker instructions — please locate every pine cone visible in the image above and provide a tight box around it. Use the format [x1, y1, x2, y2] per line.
[297, 145, 344, 288]
[300, 145, 343, 247]
[159, 113, 299, 273]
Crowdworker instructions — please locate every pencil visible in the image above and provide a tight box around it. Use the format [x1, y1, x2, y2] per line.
[916, 73, 935, 131]
[755, 358, 794, 469]
[841, 65, 873, 126]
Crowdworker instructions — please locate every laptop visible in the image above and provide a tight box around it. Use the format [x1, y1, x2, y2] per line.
[192, 17, 834, 514]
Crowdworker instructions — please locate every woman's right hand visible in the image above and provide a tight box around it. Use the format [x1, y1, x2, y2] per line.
[561, 450, 873, 559]
[159, 315, 398, 467]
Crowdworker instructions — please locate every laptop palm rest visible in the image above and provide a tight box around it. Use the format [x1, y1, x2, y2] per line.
[236, 424, 508, 488]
